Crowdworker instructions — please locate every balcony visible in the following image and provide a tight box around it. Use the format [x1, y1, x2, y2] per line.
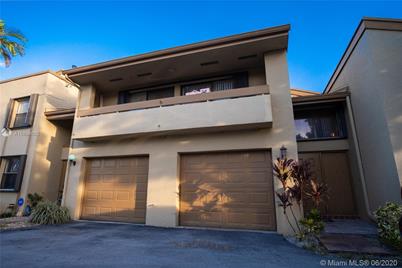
[72, 85, 272, 141]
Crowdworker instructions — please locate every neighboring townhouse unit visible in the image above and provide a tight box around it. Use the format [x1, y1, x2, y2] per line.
[292, 91, 370, 220]
[324, 17, 402, 213]
[0, 71, 78, 212]
[62, 25, 300, 234]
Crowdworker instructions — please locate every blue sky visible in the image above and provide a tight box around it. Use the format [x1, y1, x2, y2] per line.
[1, 1, 401, 92]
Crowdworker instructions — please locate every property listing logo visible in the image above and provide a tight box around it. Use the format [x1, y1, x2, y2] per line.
[1, 128, 11, 137]
[0, 128, 39, 137]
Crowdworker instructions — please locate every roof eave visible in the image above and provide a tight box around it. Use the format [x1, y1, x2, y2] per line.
[64, 24, 290, 77]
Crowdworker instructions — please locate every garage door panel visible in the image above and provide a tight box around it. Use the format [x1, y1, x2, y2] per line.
[100, 191, 114, 200]
[81, 156, 149, 223]
[103, 159, 118, 168]
[115, 191, 130, 201]
[118, 158, 134, 167]
[181, 171, 221, 182]
[222, 192, 271, 203]
[180, 151, 276, 230]
[181, 211, 222, 225]
[99, 207, 113, 216]
[83, 198, 135, 207]
[180, 182, 222, 193]
[89, 169, 132, 175]
[227, 212, 273, 224]
[86, 174, 102, 183]
[90, 159, 102, 168]
[85, 190, 98, 200]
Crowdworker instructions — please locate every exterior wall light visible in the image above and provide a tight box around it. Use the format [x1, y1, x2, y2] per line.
[280, 145, 287, 159]
[68, 154, 77, 166]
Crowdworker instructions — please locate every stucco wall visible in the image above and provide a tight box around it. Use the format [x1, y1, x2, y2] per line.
[0, 73, 78, 211]
[64, 50, 299, 234]
[73, 93, 272, 140]
[368, 30, 402, 187]
[329, 29, 402, 211]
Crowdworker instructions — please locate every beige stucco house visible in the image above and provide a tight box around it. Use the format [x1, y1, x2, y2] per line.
[0, 71, 78, 212]
[324, 17, 402, 213]
[61, 24, 301, 234]
[60, 19, 398, 234]
[59, 19, 402, 234]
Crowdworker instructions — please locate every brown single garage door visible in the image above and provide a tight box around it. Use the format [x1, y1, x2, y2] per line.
[81, 156, 149, 223]
[180, 150, 276, 230]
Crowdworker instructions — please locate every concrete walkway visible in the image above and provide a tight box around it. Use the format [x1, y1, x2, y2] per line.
[1, 221, 341, 268]
[321, 219, 395, 255]
[324, 219, 378, 235]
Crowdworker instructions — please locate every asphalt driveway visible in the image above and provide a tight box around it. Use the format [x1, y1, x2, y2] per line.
[1, 221, 332, 268]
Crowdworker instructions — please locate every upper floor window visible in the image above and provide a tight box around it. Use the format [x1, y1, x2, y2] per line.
[0, 155, 27, 192]
[294, 104, 347, 141]
[119, 87, 174, 104]
[13, 97, 30, 127]
[181, 73, 248, 95]
[117, 72, 249, 104]
[3, 94, 39, 129]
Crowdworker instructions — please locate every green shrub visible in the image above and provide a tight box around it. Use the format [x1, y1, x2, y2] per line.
[298, 208, 324, 241]
[0, 205, 17, 219]
[27, 193, 44, 209]
[0, 211, 15, 218]
[30, 201, 71, 225]
[374, 202, 402, 249]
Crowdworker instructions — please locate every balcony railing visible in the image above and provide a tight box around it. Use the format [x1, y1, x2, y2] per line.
[72, 85, 272, 140]
[77, 85, 270, 117]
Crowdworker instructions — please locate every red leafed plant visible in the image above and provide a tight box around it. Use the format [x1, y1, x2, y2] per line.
[305, 179, 328, 209]
[273, 157, 301, 233]
[273, 157, 294, 189]
[273, 156, 328, 236]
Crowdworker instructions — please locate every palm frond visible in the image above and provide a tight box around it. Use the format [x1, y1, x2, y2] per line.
[0, 20, 26, 67]
[0, 46, 11, 67]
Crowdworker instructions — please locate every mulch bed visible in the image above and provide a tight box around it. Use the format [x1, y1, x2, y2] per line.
[0, 216, 39, 231]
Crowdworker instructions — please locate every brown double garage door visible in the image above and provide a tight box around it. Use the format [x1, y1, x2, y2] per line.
[81, 151, 276, 231]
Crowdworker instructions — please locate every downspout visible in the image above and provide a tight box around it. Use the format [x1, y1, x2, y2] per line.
[346, 95, 375, 221]
[61, 137, 74, 207]
[60, 104, 79, 209]
[61, 73, 80, 207]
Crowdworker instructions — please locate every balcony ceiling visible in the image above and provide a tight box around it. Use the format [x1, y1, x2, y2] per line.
[64, 25, 289, 92]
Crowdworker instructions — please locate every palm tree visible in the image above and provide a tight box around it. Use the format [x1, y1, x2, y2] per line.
[0, 20, 27, 67]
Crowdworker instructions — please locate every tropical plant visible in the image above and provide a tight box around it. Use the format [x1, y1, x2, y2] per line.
[30, 201, 71, 225]
[374, 202, 402, 250]
[0, 204, 17, 218]
[304, 179, 328, 209]
[0, 19, 27, 67]
[273, 157, 294, 190]
[299, 208, 325, 241]
[273, 157, 328, 242]
[273, 157, 300, 233]
[27, 193, 44, 209]
[290, 160, 312, 205]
